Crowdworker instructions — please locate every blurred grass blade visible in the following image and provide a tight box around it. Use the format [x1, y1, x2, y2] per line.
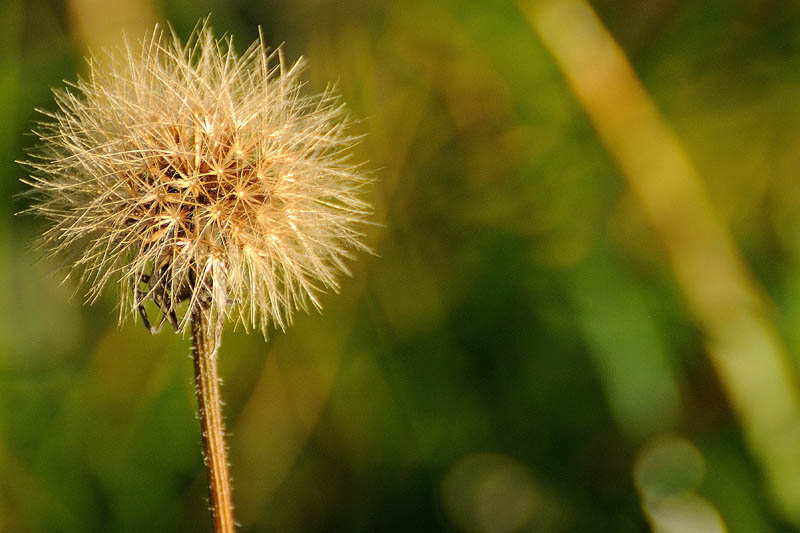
[566, 255, 680, 440]
[519, 0, 800, 523]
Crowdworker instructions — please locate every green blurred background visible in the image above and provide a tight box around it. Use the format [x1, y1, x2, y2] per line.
[4, 0, 800, 531]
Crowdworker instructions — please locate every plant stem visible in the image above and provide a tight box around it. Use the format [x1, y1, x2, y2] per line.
[191, 312, 235, 532]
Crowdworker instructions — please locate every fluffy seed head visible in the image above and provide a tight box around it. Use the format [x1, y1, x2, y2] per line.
[22, 22, 372, 338]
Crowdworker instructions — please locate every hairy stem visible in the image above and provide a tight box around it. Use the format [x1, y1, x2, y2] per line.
[191, 312, 235, 532]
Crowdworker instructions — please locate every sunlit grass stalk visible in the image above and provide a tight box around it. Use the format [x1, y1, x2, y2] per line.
[520, 0, 800, 524]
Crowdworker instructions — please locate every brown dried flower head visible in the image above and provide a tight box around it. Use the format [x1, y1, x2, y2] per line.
[23, 22, 371, 338]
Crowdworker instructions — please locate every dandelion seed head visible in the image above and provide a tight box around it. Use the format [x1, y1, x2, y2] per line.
[22, 21, 372, 339]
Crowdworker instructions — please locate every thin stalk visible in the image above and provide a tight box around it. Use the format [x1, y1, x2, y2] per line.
[191, 312, 235, 532]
